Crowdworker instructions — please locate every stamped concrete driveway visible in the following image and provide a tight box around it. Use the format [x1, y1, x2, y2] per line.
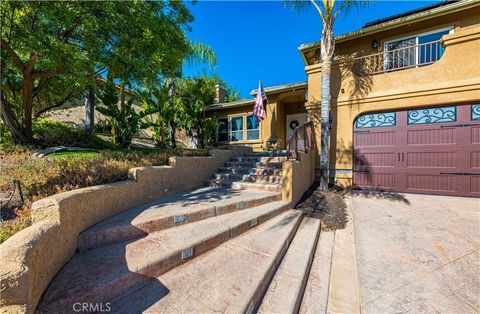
[352, 192, 479, 313]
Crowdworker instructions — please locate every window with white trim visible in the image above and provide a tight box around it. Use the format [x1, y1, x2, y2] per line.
[230, 116, 244, 142]
[246, 115, 260, 140]
[384, 27, 452, 71]
[217, 118, 228, 142]
[216, 114, 261, 143]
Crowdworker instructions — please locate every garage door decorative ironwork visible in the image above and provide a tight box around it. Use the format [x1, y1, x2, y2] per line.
[407, 106, 456, 125]
[472, 104, 480, 120]
[355, 112, 396, 128]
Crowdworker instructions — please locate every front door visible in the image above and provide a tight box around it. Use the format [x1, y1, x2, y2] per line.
[286, 113, 308, 141]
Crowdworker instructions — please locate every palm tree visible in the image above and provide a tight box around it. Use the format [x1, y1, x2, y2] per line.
[285, 0, 369, 191]
[168, 42, 217, 148]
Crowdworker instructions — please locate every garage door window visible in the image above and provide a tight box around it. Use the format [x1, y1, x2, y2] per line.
[407, 106, 456, 125]
[472, 104, 480, 120]
[356, 112, 396, 128]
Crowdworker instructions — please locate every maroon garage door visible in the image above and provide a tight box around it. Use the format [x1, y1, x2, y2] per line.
[353, 104, 480, 197]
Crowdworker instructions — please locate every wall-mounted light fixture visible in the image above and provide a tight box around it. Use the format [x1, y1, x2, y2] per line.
[371, 39, 380, 50]
[296, 97, 302, 113]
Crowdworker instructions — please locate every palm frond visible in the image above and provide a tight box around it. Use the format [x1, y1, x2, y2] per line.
[333, 0, 372, 21]
[284, 0, 325, 22]
[186, 42, 217, 67]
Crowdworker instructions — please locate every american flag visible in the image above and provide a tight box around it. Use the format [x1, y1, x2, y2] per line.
[253, 80, 267, 121]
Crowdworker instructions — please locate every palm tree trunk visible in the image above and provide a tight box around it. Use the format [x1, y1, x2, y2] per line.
[319, 20, 335, 191]
[319, 59, 332, 190]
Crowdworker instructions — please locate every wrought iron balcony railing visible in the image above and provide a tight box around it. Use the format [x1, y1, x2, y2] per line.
[353, 40, 444, 75]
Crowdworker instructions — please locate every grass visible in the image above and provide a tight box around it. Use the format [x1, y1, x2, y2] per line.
[0, 146, 209, 244]
[49, 150, 100, 159]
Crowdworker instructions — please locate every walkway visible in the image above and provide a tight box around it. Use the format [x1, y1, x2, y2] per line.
[352, 192, 479, 313]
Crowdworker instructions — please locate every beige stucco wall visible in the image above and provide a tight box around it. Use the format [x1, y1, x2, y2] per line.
[0, 147, 251, 314]
[282, 149, 316, 206]
[305, 10, 480, 185]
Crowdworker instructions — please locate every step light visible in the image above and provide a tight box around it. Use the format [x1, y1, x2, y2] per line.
[174, 215, 186, 224]
[181, 247, 194, 260]
[237, 202, 246, 210]
[251, 218, 258, 227]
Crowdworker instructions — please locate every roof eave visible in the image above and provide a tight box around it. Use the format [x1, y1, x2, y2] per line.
[298, 0, 479, 66]
[250, 81, 308, 96]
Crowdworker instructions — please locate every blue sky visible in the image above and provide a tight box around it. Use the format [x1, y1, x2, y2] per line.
[183, 0, 438, 98]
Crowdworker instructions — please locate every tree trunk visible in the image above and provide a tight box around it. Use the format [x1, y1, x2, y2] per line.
[0, 95, 31, 144]
[319, 59, 332, 191]
[22, 72, 34, 139]
[319, 20, 335, 191]
[168, 78, 176, 148]
[119, 81, 126, 145]
[85, 85, 95, 132]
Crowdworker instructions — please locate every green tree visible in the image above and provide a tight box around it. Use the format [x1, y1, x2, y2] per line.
[176, 76, 217, 149]
[96, 79, 140, 147]
[101, 1, 192, 123]
[285, 0, 369, 190]
[0, 1, 194, 145]
[139, 81, 176, 148]
[0, 1, 111, 144]
[166, 42, 217, 147]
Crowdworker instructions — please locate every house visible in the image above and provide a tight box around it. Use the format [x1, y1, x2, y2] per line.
[207, 0, 480, 197]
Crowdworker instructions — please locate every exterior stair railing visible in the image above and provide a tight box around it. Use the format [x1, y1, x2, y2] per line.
[286, 121, 314, 160]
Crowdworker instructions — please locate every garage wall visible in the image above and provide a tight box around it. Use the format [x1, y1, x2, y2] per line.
[305, 17, 480, 186]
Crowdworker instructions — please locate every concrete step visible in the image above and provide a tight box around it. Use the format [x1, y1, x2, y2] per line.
[300, 231, 335, 314]
[37, 201, 292, 313]
[255, 161, 283, 169]
[267, 150, 288, 157]
[258, 217, 321, 314]
[217, 166, 251, 174]
[244, 152, 270, 157]
[232, 181, 282, 192]
[248, 174, 283, 184]
[230, 156, 262, 162]
[212, 172, 244, 181]
[109, 210, 304, 313]
[260, 156, 288, 163]
[78, 187, 281, 250]
[252, 167, 283, 176]
[225, 161, 257, 168]
[204, 178, 240, 188]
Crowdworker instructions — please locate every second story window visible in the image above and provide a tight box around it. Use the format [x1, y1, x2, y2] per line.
[384, 27, 452, 71]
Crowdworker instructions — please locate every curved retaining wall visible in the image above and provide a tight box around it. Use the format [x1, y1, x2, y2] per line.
[0, 147, 251, 313]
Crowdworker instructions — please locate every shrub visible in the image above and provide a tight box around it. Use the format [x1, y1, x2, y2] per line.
[0, 146, 209, 242]
[0, 211, 32, 244]
[0, 121, 13, 145]
[32, 119, 118, 149]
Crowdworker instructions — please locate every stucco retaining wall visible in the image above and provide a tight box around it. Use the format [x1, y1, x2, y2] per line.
[282, 149, 316, 206]
[0, 147, 251, 314]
